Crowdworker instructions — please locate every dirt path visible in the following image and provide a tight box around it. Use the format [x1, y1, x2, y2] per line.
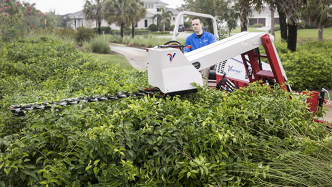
[110, 43, 147, 69]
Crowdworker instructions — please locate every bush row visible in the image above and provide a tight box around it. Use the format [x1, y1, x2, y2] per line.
[110, 30, 150, 36]
[0, 37, 332, 186]
[275, 41, 332, 90]
[151, 31, 170, 35]
[250, 23, 263, 28]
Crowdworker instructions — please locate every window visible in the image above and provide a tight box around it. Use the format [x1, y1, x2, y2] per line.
[157, 8, 160, 12]
[145, 20, 148, 27]
[145, 3, 153, 9]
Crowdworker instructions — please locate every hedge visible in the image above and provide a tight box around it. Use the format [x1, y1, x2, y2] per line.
[111, 30, 150, 36]
[0, 37, 332, 186]
[275, 41, 332, 90]
[151, 31, 170, 35]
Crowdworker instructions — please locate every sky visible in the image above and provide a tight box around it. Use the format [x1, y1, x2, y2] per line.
[28, 0, 185, 15]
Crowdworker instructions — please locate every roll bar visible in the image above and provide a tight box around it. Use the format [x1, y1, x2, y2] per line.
[172, 11, 219, 41]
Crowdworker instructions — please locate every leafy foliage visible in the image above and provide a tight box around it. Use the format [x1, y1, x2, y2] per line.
[152, 7, 173, 32]
[276, 41, 332, 90]
[0, 0, 46, 42]
[84, 35, 111, 54]
[75, 27, 96, 46]
[1, 37, 332, 186]
[148, 24, 158, 32]
[93, 26, 111, 34]
[83, 0, 105, 35]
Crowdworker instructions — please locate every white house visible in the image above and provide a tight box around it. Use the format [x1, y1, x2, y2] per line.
[64, 0, 183, 31]
[248, 7, 279, 27]
[64, 1, 278, 31]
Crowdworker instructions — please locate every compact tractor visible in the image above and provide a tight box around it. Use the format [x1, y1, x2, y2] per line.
[10, 11, 329, 120]
[147, 11, 329, 117]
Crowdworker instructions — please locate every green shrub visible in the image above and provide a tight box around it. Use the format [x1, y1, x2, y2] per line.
[75, 27, 96, 46]
[268, 25, 280, 33]
[148, 24, 158, 32]
[84, 35, 111, 54]
[133, 30, 150, 35]
[93, 26, 112, 34]
[109, 35, 184, 48]
[111, 29, 150, 36]
[298, 22, 307, 29]
[55, 28, 77, 39]
[251, 23, 263, 28]
[276, 41, 332, 90]
[1, 36, 332, 186]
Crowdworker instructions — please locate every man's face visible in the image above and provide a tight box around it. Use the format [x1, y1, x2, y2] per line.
[192, 19, 203, 33]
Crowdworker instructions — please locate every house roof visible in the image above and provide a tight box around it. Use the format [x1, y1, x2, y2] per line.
[165, 7, 179, 15]
[145, 7, 179, 18]
[65, 10, 85, 19]
[64, 0, 176, 19]
[142, 0, 168, 7]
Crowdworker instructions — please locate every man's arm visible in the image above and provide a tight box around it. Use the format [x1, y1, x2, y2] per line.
[184, 37, 191, 53]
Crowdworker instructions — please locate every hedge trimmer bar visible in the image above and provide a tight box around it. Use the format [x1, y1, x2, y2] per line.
[10, 89, 160, 117]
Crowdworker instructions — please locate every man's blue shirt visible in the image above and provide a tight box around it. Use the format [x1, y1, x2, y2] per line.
[184, 31, 216, 52]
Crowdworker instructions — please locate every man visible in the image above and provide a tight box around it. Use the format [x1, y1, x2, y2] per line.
[184, 17, 216, 84]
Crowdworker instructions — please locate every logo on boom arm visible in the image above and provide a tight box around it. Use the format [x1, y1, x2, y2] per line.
[167, 53, 176, 64]
[228, 65, 242, 74]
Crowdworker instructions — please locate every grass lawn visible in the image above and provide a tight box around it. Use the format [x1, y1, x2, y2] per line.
[91, 53, 132, 69]
[265, 27, 332, 42]
[228, 27, 332, 42]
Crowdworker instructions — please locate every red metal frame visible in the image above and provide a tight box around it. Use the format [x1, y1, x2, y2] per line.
[240, 34, 287, 91]
[215, 34, 323, 116]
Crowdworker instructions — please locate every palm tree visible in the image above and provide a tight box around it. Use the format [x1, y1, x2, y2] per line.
[103, 0, 132, 38]
[238, 0, 252, 32]
[275, 0, 303, 51]
[305, 0, 332, 41]
[128, 0, 146, 38]
[268, 0, 276, 37]
[276, 1, 287, 41]
[83, 0, 104, 35]
[153, 8, 173, 31]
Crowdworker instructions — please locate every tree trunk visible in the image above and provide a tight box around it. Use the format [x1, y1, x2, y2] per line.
[277, 3, 287, 41]
[287, 23, 297, 51]
[239, 0, 250, 32]
[98, 21, 101, 35]
[240, 12, 248, 32]
[270, 1, 275, 37]
[163, 23, 165, 32]
[318, 23, 323, 41]
[120, 23, 124, 38]
[132, 23, 135, 38]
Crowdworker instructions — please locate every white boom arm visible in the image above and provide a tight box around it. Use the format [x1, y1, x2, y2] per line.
[147, 32, 285, 94]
